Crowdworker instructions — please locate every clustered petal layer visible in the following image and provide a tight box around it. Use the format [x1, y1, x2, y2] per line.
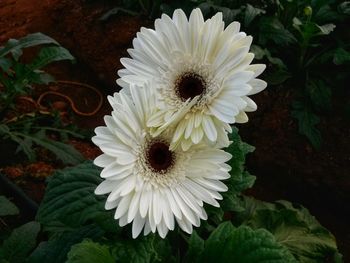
[118, 8, 267, 150]
[93, 86, 231, 238]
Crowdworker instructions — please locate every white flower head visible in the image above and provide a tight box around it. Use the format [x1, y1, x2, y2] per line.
[117, 8, 267, 151]
[92, 85, 231, 238]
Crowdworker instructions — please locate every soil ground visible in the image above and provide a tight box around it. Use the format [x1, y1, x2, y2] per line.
[0, 0, 349, 260]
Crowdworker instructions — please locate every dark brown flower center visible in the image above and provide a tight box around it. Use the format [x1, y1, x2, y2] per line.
[176, 72, 205, 101]
[146, 141, 174, 173]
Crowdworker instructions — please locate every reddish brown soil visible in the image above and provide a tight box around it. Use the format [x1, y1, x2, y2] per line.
[1, 0, 349, 259]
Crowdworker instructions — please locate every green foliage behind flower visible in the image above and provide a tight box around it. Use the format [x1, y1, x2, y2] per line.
[0, 33, 86, 164]
[0, 129, 342, 262]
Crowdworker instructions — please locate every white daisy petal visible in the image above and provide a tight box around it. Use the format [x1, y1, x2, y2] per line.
[202, 115, 217, 142]
[143, 220, 152, 236]
[157, 220, 169, 239]
[140, 186, 152, 218]
[247, 79, 267, 95]
[153, 189, 163, 225]
[164, 188, 182, 219]
[235, 111, 249, 123]
[170, 188, 198, 226]
[95, 180, 118, 195]
[94, 154, 115, 168]
[105, 199, 120, 210]
[243, 96, 258, 112]
[132, 212, 146, 238]
[114, 194, 132, 220]
[176, 216, 193, 234]
[246, 64, 266, 78]
[128, 191, 142, 223]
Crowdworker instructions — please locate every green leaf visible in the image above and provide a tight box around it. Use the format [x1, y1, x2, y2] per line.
[203, 221, 235, 259]
[1, 222, 40, 263]
[30, 46, 75, 70]
[250, 45, 287, 68]
[36, 162, 111, 229]
[111, 235, 174, 263]
[28, 135, 84, 165]
[237, 197, 342, 263]
[28, 224, 104, 263]
[259, 17, 297, 46]
[291, 102, 321, 149]
[0, 33, 59, 58]
[0, 196, 19, 216]
[9, 133, 36, 162]
[265, 67, 292, 85]
[205, 128, 254, 222]
[0, 58, 12, 72]
[226, 128, 255, 176]
[0, 124, 10, 134]
[306, 79, 331, 111]
[202, 223, 296, 263]
[333, 47, 350, 65]
[244, 4, 265, 27]
[99, 7, 138, 21]
[66, 239, 115, 263]
[314, 5, 340, 24]
[301, 22, 336, 41]
[197, 3, 240, 25]
[185, 230, 205, 263]
[221, 128, 255, 212]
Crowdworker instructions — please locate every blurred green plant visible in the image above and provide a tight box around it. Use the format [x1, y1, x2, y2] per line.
[0, 114, 85, 165]
[0, 33, 85, 164]
[0, 33, 75, 114]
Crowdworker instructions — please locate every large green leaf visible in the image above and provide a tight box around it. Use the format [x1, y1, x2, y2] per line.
[1, 222, 40, 263]
[67, 239, 115, 263]
[111, 235, 174, 263]
[201, 222, 296, 263]
[291, 101, 321, 149]
[0, 33, 59, 59]
[0, 196, 19, 217]
[184, 230, 205, 263]
[306, 79, 331, 111]
[0, 58, 12, 72]
[30, 46, 74, 70]
[36, 162, 111, 229]
[333, 47, 350, 65]
[244, 4, 265, 27]
[236, 197, 342, 262]
[28, 224, 103, 263]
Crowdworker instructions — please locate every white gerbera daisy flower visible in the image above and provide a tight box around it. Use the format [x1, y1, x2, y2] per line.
[92, 85, 231, 238]
[117, 8, 267, 150]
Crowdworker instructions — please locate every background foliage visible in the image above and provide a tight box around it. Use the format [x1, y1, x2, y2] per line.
[0, 130, 342, 262]
[0, 33, 88, 165]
